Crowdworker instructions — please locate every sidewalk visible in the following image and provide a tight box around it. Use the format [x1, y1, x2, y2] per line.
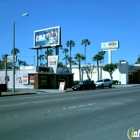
[112, 84, 140, 88]
[1, 84, 140, 97]
[0, 88, 72, 97]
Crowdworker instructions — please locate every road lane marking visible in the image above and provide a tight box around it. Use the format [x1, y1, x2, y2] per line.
[68, 103, 96, 110]
[0, 97, 75, 108]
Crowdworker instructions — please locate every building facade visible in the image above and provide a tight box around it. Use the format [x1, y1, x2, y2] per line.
[0, 61, 140, 89]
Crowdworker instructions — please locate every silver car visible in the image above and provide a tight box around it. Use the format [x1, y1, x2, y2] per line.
[95, 78, 112, 88]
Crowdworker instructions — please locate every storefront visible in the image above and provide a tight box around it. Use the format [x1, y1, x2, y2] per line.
[28, 73, 73, 89]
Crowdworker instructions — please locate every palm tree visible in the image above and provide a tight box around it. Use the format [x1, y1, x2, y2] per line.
[62, 48, 69, 66]
[81, 39, 90, 64]
[98, 51, 106, 64]
[11, 48, 20, 55]
[18, 59, 22, 68]
[63, 55, 76, 67]
[45, 49, 53, 66]
[58, 62, 65, 67]
[74, 53, 85, 81]
[92, 51, 105, 80]
[66, 40, 75, 68]
[38, 54, 45, 66]
[21, 61, 27, 66]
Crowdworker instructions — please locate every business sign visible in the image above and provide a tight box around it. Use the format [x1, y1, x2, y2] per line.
[48, 55, 58, 73]
[34, 26, 61, 48]
[57, 68, 71, 73]
[101, 41, 119, 50]
[7, 55, 17, 62]
[59, 82, 66, 90]
[22, 75, 28, 84]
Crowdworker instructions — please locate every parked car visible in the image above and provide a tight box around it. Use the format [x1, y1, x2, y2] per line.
[72, 81, 96, 90]
[95, 78, 112, 88]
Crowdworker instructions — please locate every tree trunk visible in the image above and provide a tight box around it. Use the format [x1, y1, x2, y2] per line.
[79, 62, 81, 81]
[85, 45, 86, 65]
[97, 60, 99, 80]
[70, 46, 71, 68]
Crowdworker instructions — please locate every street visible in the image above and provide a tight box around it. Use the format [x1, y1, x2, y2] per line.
[0, 86, 140, 140]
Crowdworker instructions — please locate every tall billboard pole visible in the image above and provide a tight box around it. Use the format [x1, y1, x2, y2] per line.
[101, 41, 119, 64]
[108, 50, 112, 64]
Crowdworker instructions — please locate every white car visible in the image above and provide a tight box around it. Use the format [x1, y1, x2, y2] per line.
[95, 78, 112, 88]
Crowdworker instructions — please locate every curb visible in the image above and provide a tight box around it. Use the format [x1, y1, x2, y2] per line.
[0, 92, 37, 97]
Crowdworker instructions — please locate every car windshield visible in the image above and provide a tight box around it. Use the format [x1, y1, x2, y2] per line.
[96, 80, 103, 82]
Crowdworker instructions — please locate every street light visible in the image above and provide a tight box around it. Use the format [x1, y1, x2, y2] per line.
[13, 13, 29, 94]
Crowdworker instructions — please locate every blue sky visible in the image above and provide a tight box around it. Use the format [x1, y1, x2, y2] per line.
[0, 0, 140, 66]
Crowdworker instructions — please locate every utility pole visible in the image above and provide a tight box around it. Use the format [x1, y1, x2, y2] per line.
[4, 54, 8, 85]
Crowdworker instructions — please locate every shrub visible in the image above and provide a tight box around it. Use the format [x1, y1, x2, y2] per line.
[112, 80, 118, 85]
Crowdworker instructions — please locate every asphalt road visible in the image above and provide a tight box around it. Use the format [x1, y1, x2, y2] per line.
[0, 87, 140, 140]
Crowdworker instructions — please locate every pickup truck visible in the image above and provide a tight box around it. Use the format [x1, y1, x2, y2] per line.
[72, 81, 96, 90]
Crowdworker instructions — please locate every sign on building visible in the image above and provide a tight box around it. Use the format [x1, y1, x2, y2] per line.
[48, 55, 58, 73]
[22, 75, 28, 84]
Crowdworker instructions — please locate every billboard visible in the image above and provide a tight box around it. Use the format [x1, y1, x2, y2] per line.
[34, 26, 61, 48]
[101, 41, 119, 50]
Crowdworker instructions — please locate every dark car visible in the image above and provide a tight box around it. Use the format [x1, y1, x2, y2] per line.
[72, 81, 96, 90]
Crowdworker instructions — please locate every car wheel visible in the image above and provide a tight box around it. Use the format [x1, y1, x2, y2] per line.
[101, 84, 104, 89]
[109, 84, 112, 88]
[82, 87, 85, 90]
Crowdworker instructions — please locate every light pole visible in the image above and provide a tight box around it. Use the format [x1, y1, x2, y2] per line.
[13, 13, 29, 94]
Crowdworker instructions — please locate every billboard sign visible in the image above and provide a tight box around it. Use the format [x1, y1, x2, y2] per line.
[101, 41, 119, 50]
[34, 26, 61, 48]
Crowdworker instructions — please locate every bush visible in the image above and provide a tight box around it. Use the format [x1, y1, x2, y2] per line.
[112, 80, 119, 85]
[73, 80, 79, 85]
[112, 80, 121, 85]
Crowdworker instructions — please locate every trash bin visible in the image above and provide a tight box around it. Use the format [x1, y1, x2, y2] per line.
[0, 84, 7, 96]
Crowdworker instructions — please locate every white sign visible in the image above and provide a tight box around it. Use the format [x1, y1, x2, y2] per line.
[48, 55, 58, 73]
[7, 55, 17, 62]
[101, 41, 119, 50]
[59, 82, 65, 90]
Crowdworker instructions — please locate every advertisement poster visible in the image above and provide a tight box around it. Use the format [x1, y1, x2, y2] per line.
[59, 82, 65, 90]
[22, 75, 28, 84]
[34, 26, 61, 48]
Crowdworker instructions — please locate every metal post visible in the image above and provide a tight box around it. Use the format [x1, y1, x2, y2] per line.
[108, 50, 112, 64]
[37, 49, 39, 66]
[5, 54, 8, 85]
[12, 13, 29, 94]
[13, 21, 15, 94]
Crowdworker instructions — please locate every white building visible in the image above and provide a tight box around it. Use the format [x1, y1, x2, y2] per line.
[72, 61, 140, 84]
